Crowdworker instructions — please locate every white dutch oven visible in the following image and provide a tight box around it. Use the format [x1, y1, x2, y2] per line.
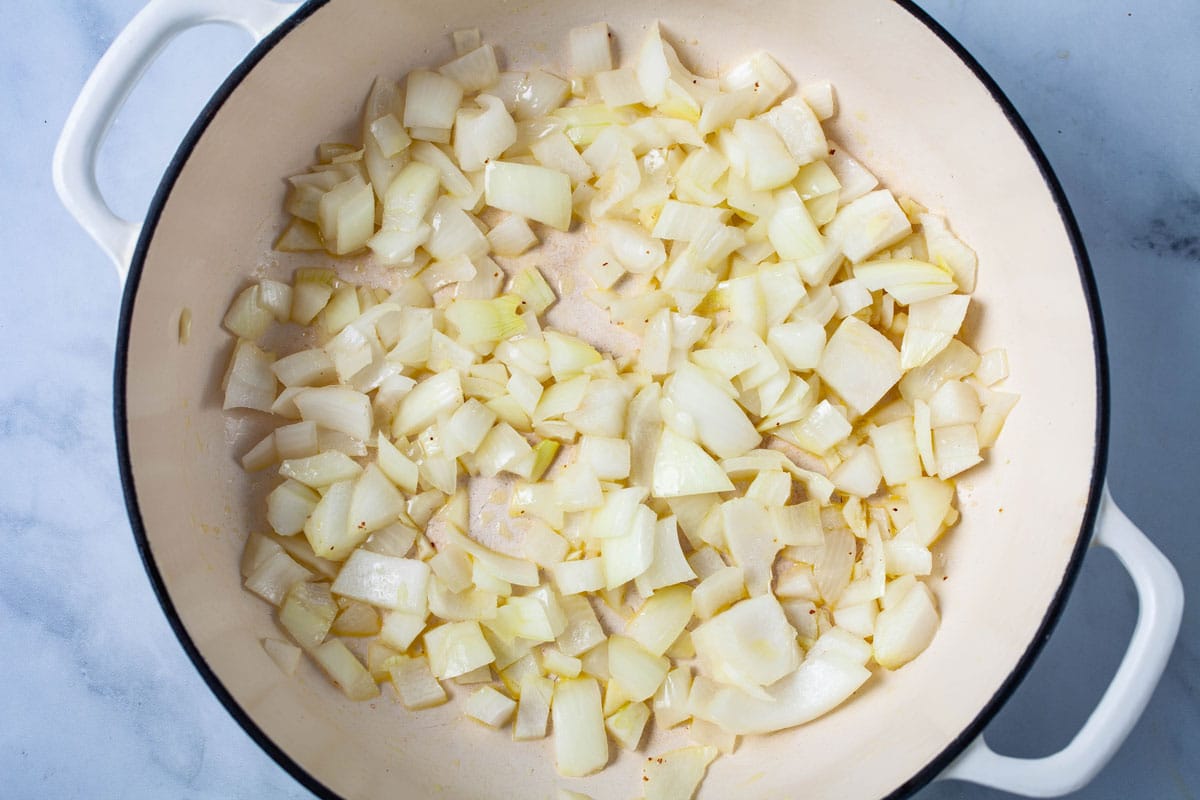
[54, 1, 1184, 798]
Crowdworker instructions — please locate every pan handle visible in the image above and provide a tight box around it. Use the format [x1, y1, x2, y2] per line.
[938, 485, 1183, 797]
[52, 0, 301, 280]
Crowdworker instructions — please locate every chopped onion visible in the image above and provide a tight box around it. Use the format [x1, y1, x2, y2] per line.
[605, 699, 651, 751]
[294, 386, 373, 442]
[312, 639, 379, 700]
[553, 677, 608, 776]
[569, 23, 613, 77]
[485, 161, 572, 231]
[331, 548, 429, 613]
[464, 685, 517, 727]
[514, 674, 555, 739]
[424, 620, 496, 679]
[642, 745, 718, 800]
[595, 67, 645, 108]
[388, 654, 448, 709]
[441, 44, 500, 93]
[816, 317, 902, 417]
[404, 70, 463, 131]
[223, 340, 276, 412]
[228, 25, 1017, 796]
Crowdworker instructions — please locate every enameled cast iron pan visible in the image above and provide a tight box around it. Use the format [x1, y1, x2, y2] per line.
[55, 1, 1183, 798]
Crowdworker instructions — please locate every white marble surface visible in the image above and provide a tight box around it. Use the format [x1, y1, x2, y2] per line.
[2, 1, 1196, 798]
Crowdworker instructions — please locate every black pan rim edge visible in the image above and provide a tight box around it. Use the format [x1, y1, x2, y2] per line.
[111, 1, 1110, 798]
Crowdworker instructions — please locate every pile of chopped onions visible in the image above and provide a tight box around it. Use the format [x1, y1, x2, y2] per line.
[228, 20, 1018, 800]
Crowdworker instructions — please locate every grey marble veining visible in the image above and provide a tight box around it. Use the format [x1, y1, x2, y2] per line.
[1, 1, 1195, 798]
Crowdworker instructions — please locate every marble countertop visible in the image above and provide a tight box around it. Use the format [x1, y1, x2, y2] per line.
[2, 1, 1196, 798]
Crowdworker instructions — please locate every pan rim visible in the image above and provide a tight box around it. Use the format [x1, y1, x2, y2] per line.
[111, 1, 1109, 797]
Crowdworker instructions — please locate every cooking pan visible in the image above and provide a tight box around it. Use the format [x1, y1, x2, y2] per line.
[53, 0, 1184, 797]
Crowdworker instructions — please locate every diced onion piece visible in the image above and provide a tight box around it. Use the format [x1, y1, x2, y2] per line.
[280, 451, 362, 488]
[653, 201, 727, 241]
[920, 212, 978, 293]
[799, 80, 835, 119]
[404, 70, 463, 130]
[244, 550, 310, 607]
[817, 317, 902, 417]
[873, 581, 939, 669]
[829, 445, 882, 498]
[602, 503, 656, 589]
[540, 647, 582, 679]
[595, 68, 645, 108]
[464, 685, 517, 727]
[376, 433, 419, 493]
[273, 349, 336, 388]
[446, 294, 526, 345]
[975, 349, 1010, 386]
[267, 478, 320, 536]
[929, 380, 981, 427]
[901, 294, 970, 369]
[625, 585, 693, 656]
[553, 677, 608, 777]
[379, 610, 426, 651]
[721, 499, 781, 596]
[515, 70, 571, 120]
[292, 386, 371, 443]
[424, 620, 495, 679]
[223, 340, 276, 412]
[515, 674, 555, 739]
[831, 278, 872, 318]
[899, 339, 981, 403]
[388, 655, 448, 709]
[426, 197, 489, 261]
[369, 113, 411, 158]
[608, 635, 670, 702]
[311, 639, 379, 700]
[605, 700, 650, 751]
[445, 523, 540, 587]
[511, 267, 557, 315]
[223, 285, 274, 340]
[452, 28, 481, 55]
[692, 566, 746, 621]
[569, 22, 612, 77]
[933, 423, 982, 479]
[762, 97, 827, 166]
[487, 214, 539, 256]
[551, 558, 606, 596]
[318, 175, 375, 255]
[332, 549, 429, 613]
[733, 118, 799, 191]
[440, 44, 500, 92]
[642, 745, 719, 800]
[454, 94, 517, 172]
[883, 539, 932, 576]
[485, 161, 573, 231]
[555, 593, 606, 657]
[693, 594, 800, 690]
[769, 500, 823, 547]
[636, 516, 698, 596]
[279, 581, 338, 651]
[303, 479, 360, 560]
[394, 370, 463, 437]
[664, 364, 760, 459]
[825, 189, 912, 263]
[768, 191, 824, 261]
[870, 418, 923, 485]
[651, 427, 734, 497]
[241, 432, 277, 472]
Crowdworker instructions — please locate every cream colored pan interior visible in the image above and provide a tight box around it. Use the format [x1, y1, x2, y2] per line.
[118, 0, 1101, 797]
